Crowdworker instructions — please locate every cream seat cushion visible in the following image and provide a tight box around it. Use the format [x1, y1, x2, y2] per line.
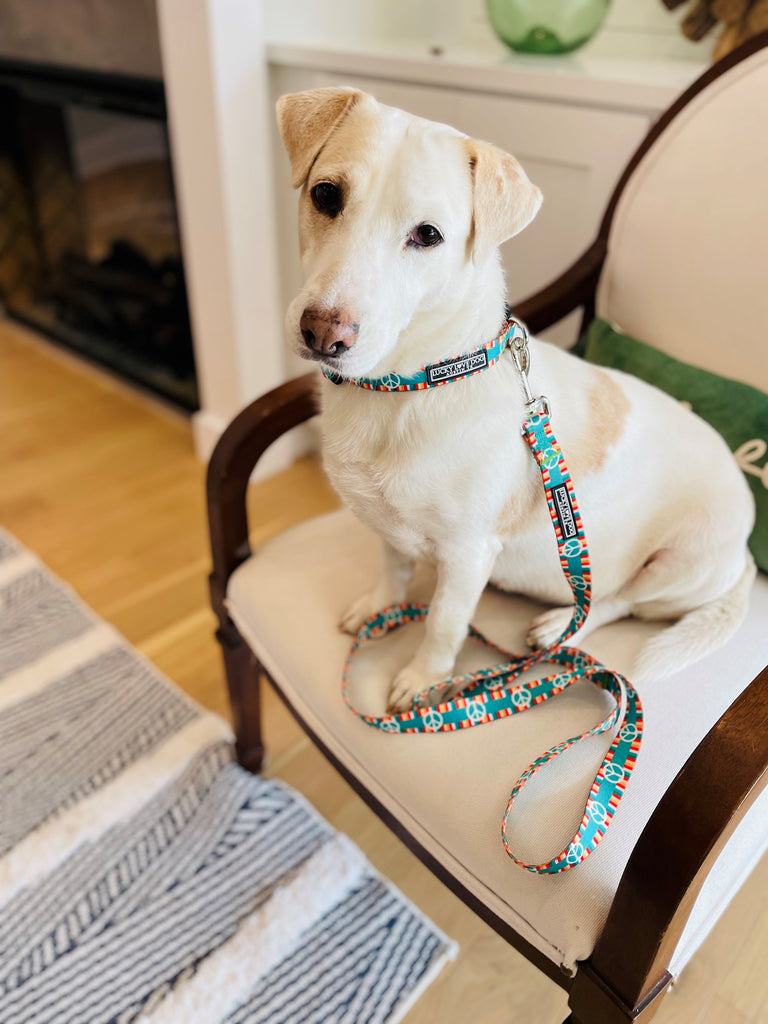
[227, 509, 768, 974]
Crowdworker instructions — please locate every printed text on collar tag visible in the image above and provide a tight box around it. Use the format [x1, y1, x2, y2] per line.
[425, 349, 488, 386]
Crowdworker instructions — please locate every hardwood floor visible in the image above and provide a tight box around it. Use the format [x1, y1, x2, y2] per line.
[1, 317, 765, 1024]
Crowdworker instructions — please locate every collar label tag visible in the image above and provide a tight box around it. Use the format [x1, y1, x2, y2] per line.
[552, 483, 577, 540]
[425, 349, 489, 386]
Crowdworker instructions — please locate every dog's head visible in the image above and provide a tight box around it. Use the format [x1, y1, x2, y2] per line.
[277, 87, 542, 377]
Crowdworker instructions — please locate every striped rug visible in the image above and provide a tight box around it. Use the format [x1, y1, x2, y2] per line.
[0, 529, 457, 1024]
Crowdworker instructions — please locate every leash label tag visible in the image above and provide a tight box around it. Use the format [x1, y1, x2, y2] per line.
[552, 483, 577, 540]
[425, 349, 488, 386]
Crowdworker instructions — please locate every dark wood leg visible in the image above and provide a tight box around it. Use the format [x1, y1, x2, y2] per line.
[567, 964, 671, 1024]
[215, 622, 264, 773]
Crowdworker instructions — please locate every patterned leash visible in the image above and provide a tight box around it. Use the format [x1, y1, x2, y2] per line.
[338, 322, 643, 874]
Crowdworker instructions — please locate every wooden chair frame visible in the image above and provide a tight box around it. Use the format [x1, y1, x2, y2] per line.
[207, 33, 768, 1024]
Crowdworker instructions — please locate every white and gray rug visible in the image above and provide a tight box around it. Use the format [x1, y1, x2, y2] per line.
[0, 529, 456, 1024]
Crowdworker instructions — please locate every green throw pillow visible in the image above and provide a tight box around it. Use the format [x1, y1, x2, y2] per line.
[581, 318, 768, 572]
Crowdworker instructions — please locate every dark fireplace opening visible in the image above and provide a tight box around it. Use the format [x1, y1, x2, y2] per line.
[0, 60, 198, 412]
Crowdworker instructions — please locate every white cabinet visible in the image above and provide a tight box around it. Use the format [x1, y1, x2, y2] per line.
[269, 59, 657, 347]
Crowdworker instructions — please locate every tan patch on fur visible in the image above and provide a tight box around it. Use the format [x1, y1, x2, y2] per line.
[277, 88, 363, 188]
[568, 368, 631, 482]
[465, 138, 542, 257]
[497, 369, 629, 537]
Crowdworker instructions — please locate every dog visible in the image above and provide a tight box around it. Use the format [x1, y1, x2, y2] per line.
[276, 86, 756, 713]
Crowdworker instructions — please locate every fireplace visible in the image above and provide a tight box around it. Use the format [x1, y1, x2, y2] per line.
[0, 59, 198, 411]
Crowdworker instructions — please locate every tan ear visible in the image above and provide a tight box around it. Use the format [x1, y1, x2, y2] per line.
[465, 138, 542, 259]
[276, 87, 365, 189]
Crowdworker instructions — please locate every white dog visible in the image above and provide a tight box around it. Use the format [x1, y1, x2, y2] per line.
[277, 87, 756, 712]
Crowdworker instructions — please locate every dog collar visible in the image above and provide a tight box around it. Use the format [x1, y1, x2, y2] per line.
[321, 317, 527, 391]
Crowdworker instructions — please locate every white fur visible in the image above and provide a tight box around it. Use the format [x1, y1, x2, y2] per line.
[278, 90, 756, 711]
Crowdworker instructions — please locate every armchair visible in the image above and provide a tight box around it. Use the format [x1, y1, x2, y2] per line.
[207, 32, 768, 1024]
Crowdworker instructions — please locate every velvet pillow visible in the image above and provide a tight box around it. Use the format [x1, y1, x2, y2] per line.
[582, 318, 767, 572]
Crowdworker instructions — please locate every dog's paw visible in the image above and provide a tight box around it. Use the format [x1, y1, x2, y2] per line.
[526, 606, 574, 650]
[388, 664, 442, 714]
[339, 593, 381, 635]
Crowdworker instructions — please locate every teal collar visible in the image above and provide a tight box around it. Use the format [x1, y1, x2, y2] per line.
[321, 318, 526, 392]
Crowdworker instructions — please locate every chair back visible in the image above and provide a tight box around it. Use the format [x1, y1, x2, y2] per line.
[595, 36, 768, 390]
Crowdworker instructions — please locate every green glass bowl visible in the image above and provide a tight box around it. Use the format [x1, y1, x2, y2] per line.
[486, 0, 611, 55]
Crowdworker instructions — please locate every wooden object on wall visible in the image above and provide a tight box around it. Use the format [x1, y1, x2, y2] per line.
[664, 0, 768, 58]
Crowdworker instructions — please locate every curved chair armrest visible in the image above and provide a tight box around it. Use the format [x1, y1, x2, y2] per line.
[572, 662, 768, 1019]
[513, 237, 607, 336]
[207, 372, 319, 625]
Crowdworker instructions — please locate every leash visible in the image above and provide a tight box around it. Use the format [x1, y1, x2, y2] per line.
[334, 320, 643, 874]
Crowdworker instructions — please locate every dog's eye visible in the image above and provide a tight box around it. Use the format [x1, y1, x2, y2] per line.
[408, 224, 443, 248]
[310, 181, 343, 218]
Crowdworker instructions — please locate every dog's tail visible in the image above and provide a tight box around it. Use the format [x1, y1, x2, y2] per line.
[632, 553, 757, 682]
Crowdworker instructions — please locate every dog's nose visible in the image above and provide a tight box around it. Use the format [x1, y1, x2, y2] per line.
[300, 308, 359, 356]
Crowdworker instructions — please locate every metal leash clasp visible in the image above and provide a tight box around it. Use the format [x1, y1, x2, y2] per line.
[509, 321, 551, 432]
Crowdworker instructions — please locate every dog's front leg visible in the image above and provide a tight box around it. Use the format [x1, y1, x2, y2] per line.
[340, 540, 414, 635]
[388, 538, 501, 712]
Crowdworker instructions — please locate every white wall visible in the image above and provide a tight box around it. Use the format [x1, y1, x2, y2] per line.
[264, 0, 709, 61]
[157, 0, 288, 471]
